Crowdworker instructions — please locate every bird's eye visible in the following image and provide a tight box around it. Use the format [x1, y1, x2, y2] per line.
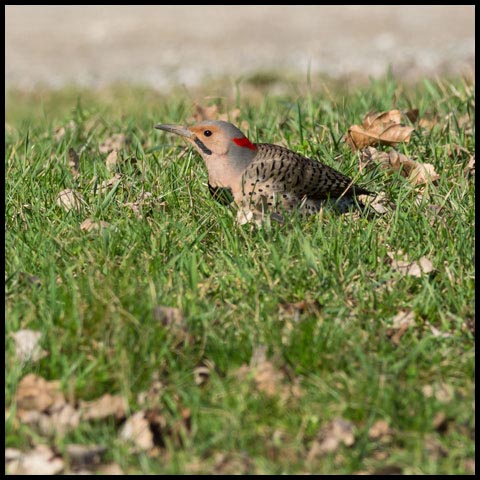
[204, 130, 212, 137]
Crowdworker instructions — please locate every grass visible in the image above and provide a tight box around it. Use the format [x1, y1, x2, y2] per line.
[5, 74, 475, 474]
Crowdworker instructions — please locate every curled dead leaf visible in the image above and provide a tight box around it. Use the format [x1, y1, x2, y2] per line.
[346, 110, 414, 151]
[307, 418, 355, 461]
[80, 218, 111, 232]
[16, 374, 65, 416]
[12, 329, 47, 363]
[105, 149, 119, 172]
[80, 393, 127, 421]
[388, 251, 434, 277]
[99, 133, 126, 154]
[56, 189, 84, 212]
[386, 310, 415, 345]
[368, 420, 393, 441]
[120, 411, 154, 450]
[65, 444, 107, 469]
[5, 445, 64, 475]
[359, 147, 439, 185]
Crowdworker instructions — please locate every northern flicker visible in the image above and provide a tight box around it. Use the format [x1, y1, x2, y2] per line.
[155, 120, 372, 224]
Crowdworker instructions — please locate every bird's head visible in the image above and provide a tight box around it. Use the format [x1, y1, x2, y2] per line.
[155, 120, 257, 190]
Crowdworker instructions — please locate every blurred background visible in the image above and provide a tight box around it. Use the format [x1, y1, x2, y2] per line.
[6, 5, 475, 90]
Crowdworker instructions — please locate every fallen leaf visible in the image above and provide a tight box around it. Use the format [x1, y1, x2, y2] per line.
[464, 155, 475, 178]
[65, 444, 107, 469]
[105, 150, 119, 172]
[388, 251, 434, 277]
[193, 364, 211, 386]
[68, 148, 80, 179]
[56, 189, 84, 212]
[5, 445, 64, 475]
[418, 115, 440, 131]
[20, 402, 80, 436]
[432, 411, 449, 433]
[12, 329, 47, 363]
[99, 133, 126, 153]
[80, 393, 127, 421]
[137, 380, 164, 408]
[97, 463, 124, 475]
[307, 418, 355, 461]
[404, 108, 419, 123]
[429, 325, 453, 339]
[16, 374, 65, 416]
[386, 310, 415, 345]
[80, 218, 111, 232]
[360, 191, 393, 215]
[359, 147, 439, 185]
[120, 411, 155, 451]
[345, 110, 414, 151]
[422, 383, 454, 403]
[213, 452, 254, 475]
[368, 420, 393, 441]
[53, 120, 76, 142]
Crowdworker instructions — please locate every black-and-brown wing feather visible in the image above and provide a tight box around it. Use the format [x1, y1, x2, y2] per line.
[242, 144, 371, 200]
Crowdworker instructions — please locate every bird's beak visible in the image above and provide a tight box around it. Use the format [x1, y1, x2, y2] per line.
[154, 124, 195, 139]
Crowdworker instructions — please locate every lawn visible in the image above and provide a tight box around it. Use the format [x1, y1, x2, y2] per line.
[5, 74, 475, 474]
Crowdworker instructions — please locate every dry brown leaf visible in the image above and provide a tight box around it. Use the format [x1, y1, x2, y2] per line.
[20, 403, 80, 437]
[464, 155, 475, 177]
[429, 324, 453, 339]
[307, 418, 355, 461]
[12, 329, 47, 363]
[419, 115, 440, 131]
[97, 463, 124, 475]
[99, 133, 126, 153]
[105, 150, 119, 172]
[68, 147, 80, 179]
[80, 218, 111, 232]
[193, 364, 212, 386]
[362, 191, 393, 215]
[213, 452, 254, 475]
[404, 108, 419, 124]
[5, 445, 64, 475]
[80, 393, 127, 421]
[359, 147, 439, 185]
[120, 411, 155, 451]
[53, 120, 76, 142]
[137, 380, 164, 408]
[56, 189, 84, 212]
[386, 310, 415, 345]
[346, 110, 414, 151]
[16, 374, 65, 416]
[368, 420, 393, 441]
[388, 251, 434, 277]
[422, 383, 453, 403]
[65, 444, 107, 470]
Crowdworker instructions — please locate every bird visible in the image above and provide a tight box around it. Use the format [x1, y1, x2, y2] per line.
[155, 120, 372, 224]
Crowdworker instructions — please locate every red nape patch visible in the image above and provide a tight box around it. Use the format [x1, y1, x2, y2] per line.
[233, 137, 256, 150]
